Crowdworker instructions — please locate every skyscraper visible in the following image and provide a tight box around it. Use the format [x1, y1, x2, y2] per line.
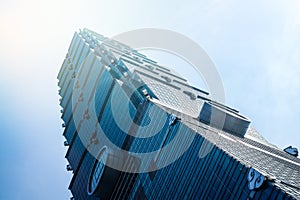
[57, 28, 300, 200]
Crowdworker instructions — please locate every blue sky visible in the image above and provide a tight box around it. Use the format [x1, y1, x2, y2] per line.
[0, 0, 299, 199]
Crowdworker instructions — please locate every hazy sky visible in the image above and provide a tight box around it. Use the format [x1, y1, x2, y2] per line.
[0, 0, 299, 199]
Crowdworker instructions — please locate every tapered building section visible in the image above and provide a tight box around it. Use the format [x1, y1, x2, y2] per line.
[58, 29, 300, 200]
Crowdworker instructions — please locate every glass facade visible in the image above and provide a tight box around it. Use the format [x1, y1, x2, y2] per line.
[57, 29, 300, 200]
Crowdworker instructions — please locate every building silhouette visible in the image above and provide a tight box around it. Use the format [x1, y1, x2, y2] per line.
[57, 29, 300, 200]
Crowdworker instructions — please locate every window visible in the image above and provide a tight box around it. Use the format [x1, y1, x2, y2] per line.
[87, 147, 108, 195]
